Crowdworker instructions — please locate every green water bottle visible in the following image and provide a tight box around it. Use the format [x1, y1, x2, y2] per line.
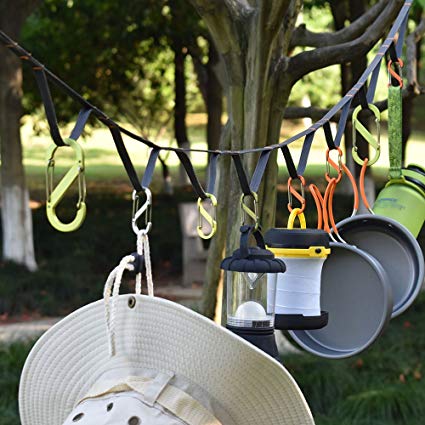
[372, 86, 425, 237]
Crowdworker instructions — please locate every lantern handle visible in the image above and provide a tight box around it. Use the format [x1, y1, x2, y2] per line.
[239, 225, 266, 259]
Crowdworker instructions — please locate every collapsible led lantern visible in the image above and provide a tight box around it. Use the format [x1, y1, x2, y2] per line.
[221, 225, 286, 359]
[264, 226, 330, 330]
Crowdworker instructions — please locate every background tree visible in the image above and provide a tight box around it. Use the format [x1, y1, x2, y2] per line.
[0, 0, 41, 271]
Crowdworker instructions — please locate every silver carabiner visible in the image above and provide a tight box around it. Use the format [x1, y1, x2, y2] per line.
[132, 188, 152, 235]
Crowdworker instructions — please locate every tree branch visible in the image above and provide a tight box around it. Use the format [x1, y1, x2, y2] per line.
[290, 0, 387, 48]
[289, 0, 404, 83]
[265, 1, 292, 35]
[406, 15, 425, 95]
[187, 0, 242, 55]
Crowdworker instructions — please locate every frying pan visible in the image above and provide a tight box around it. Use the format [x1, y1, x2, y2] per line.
[336, 214, 424, 317]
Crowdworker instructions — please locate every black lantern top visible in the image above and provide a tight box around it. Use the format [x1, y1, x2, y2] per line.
[221, 225, 286, 273]
[264, 228, 330, 249]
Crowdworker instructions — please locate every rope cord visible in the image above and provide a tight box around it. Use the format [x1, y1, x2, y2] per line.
[104, 233, 154, 356]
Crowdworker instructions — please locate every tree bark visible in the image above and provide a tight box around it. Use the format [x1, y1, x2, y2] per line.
[0, 0, 39, 271]
[206, 42, 223, 151]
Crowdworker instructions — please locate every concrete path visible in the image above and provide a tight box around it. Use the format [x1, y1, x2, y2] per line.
[0, 286, 203, 344]
[0, 318, 61, 343]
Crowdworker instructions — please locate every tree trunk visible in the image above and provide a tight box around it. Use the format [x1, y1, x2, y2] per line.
[0, 1, 39, 271]
[173, 37, 191, 185]
[206, 42, 223, 152]
[194, 1, 302, 318]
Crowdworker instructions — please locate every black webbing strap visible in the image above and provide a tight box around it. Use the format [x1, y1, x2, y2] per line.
[388, 41, 403, 87]
[70, 107, 92, 141]
[357, 85, 370, 110]
[281, 146, 298, 179]
[367, 60, 382, 103]
[206, 153, 220, 195]
[175, 151, 207, 199]
[389, 42, 399, 63]
[231, 154, 252, 196]
[250, 150, 272, 194]
[334, 101, 352, 147]
[323, 122, 336, 150]
[33, 67, 65, 146]
[109, 125, 143, 193]
[232, 150, 272, 195]
[141, 148, 161, 189]
[297, 132, 315, 175]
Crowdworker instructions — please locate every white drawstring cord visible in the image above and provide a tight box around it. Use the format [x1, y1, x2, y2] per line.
[104, 234, 154, 356]
[137, 229, 154, 297]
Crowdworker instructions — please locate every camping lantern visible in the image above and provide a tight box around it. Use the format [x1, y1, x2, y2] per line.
[221, 225, 286, 359]
[264, 228, 330, 330]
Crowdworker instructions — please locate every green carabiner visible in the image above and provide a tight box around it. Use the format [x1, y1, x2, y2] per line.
[46, 138, 87, 232]
[197, 193, 218, 239]
[352, 103, 381, 166]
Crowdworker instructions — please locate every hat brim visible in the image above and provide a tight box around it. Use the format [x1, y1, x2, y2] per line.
[19, 295, 314, 425]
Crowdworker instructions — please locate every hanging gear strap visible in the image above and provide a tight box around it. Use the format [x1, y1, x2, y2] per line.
[207, 152, 220, 195]
[33, 67, 93, 146]
[175, 151, 207, 200]
[388, 85, 403, 180]
[33, 67, 65, 146]
[141, 148, 161, 189]
[109, 125, 143, 193]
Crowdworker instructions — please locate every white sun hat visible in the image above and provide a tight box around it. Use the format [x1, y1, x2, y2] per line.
[19, 249, 315, 425]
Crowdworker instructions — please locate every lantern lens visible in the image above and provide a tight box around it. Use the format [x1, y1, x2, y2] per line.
[227, 271, 276, 329]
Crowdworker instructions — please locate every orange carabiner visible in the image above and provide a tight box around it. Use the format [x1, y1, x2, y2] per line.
[287, 175, 306, 213]
[388, 58, 404, 88]
[359, 158, 374, 214]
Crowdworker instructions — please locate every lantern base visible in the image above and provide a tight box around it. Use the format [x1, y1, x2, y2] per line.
[275, 311, 329, 330]
[226, 325, 279, 361]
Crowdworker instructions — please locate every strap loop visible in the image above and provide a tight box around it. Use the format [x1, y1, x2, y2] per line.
[142, 148, 161, 189]
[388, 85, 403, 180]
[70, 107, 93, 140]
[323, 122, 336, 150]
[33, 67, 65, 146]
[281, 146, 298, 179]
[175, 151, 207, 199]
[109, 126, 143, 193]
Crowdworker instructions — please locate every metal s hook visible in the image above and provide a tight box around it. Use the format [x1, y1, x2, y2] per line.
[197, 193, 217, 240]
[132, 187, 152, 235]
[45, 138, 87, 232]
[240, 192, 260, 230]
[388, 58, 404, 88]
[352, 103, 381, 166]
[287, 175, 306, 213]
